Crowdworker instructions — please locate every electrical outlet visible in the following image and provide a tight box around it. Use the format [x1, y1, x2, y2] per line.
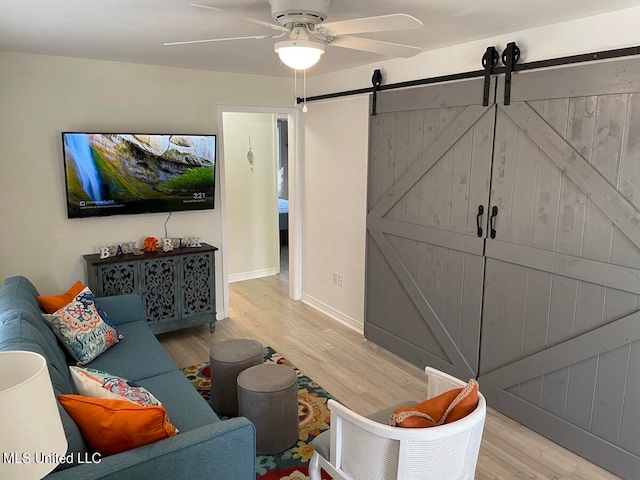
[337, 274, 344, 287]
[332, 272, 338, 285]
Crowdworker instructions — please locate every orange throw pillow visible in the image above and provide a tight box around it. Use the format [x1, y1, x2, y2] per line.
[38, 281, 85, 313]
[389, 379, 478, 428]
[58, 394, 178, 456]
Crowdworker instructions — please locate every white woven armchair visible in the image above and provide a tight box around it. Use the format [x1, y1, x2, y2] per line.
[309, 367, 486, 480]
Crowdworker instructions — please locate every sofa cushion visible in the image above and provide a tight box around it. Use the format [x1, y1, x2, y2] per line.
[0, 276, 45, 313]
[0, 277, 71, 378]
[138, 370, 220, 433]
[86, 320, 177, 382]
[0, 277, 76, 394]
[0, 308, 72, 391]
[59, 394, 178, 456]
[95, 294, 144, 326]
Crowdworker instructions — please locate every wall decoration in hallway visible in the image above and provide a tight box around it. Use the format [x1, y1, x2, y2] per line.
[247, 135, 255, 172]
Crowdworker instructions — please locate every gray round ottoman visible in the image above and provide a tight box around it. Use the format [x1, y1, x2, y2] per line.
[209, 339, 263, 416]
[237, 363, 299, 455]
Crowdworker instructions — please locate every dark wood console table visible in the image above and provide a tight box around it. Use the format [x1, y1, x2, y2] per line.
[84, 243, 218, 334]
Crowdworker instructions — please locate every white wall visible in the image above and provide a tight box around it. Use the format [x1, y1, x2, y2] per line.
[0, 51, 291, 316]
[223, 112, 279, 281]
[301, 96, 369, 331]
[300, 6, 640, 332]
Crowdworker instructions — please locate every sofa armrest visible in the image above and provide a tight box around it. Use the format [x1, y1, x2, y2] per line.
[95, 295, 143, 326]
[47, 417, 255, 480]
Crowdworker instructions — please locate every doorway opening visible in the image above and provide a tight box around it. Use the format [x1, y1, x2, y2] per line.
[217, 106, 301, 319]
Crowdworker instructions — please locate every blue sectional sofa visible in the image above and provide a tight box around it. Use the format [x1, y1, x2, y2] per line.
[0, 276, 256, 480]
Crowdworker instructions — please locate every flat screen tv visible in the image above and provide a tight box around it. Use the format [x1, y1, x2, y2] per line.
[62, 133, 216, 219]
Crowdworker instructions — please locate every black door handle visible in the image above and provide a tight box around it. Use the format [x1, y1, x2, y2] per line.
[476, 205, 484, 237]
[490, 206, 498, 239]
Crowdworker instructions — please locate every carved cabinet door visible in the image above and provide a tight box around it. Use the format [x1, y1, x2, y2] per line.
[140, 257, 179, 324]
[180, 251, 215, 318]
[96, 261, 139, 297]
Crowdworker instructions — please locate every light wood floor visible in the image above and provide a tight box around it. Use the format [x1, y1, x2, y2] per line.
[158, 275, 620, 480]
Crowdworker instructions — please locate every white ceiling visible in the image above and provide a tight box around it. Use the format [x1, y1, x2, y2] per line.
[1, 0, 639, 77]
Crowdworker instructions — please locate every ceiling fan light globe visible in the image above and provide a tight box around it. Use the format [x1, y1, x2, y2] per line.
[275, 40, 324, 70]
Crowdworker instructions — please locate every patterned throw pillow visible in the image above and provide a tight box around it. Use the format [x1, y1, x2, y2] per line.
[75, 288, 120, 331]
[69, 366, 161, 406]
[42, 287, 123, 365]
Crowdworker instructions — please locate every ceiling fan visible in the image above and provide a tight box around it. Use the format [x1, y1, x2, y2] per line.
[165, 0, 424, 70]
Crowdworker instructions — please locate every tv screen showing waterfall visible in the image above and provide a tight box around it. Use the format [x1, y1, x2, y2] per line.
[62, 133, 216, 218]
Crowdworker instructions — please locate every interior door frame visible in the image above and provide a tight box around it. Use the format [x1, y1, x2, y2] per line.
[217, 105, 302, 318]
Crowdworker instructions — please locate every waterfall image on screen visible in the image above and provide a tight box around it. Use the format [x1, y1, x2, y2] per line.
[62, 133, 215, 218]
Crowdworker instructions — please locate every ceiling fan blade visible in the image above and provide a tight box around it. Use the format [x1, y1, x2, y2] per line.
[321, 14, 423, 36]
[164, 35, 272, 46]
[190, 4, 289, 32]
[329, 36, 421, 58]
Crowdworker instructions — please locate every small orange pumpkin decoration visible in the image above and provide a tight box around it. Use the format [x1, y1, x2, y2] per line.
[143, 237, 159, 252]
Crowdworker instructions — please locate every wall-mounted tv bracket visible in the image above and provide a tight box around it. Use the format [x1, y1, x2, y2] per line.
[502, 42, 521, 105]
[371, 69, 383, 116]
[481, 46, 499, 106]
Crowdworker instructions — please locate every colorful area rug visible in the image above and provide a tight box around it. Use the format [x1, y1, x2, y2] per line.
[182, 347, 333, 479]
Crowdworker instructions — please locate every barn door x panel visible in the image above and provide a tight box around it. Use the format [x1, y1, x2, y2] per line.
[478, 59, 640, 478]
[365, 78, 495, 380]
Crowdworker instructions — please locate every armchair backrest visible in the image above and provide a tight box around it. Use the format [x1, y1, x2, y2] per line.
[325, 367, 486, 480]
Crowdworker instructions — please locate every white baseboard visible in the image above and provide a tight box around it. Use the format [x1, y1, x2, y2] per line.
[301, 293, 364, 334]
[229, 267, 279, 283]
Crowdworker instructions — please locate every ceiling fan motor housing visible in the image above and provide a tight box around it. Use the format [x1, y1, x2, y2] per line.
[269, 0, 331, 26]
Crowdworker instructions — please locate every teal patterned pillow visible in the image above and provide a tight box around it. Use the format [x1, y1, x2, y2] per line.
[42, 287, 123, 365]
[77, 289, 118, 330]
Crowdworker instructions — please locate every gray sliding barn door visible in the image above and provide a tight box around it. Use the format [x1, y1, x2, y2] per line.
[478, 59, 640, 478]
[365, 78, 495, 380]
